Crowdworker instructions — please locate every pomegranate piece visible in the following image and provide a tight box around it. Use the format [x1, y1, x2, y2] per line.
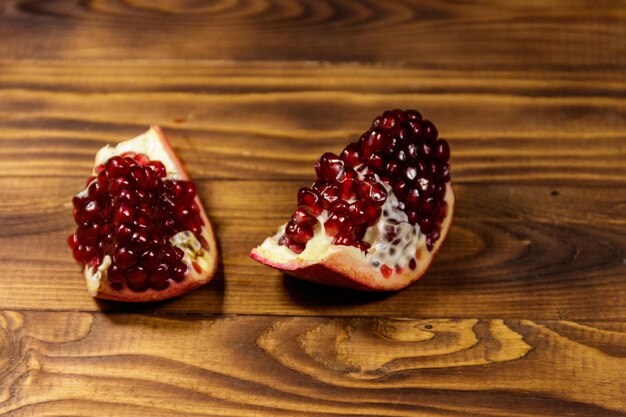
[251, 110, 455, 291]
[68, 126, 218, 302]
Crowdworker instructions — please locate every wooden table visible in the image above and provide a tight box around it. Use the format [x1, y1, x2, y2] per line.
[1, 1, 625, 415]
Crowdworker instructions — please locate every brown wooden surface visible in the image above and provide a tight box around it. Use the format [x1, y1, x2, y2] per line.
[1, 1, 625, 416]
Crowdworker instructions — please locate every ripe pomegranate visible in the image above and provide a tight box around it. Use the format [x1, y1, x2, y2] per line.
[68, 126, 218, 301]
[251, 110, 454, 291]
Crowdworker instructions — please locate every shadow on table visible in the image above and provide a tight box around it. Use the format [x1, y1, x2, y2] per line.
[281, 274, 395, 309]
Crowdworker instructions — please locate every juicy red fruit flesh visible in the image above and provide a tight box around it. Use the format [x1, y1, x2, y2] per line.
[280, 109, 451, 253]
[68, 153, 205, 292]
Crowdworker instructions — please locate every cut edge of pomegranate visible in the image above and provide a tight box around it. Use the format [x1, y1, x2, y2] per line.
[250, 184, 455, 291]
[81, 126, 218, 302]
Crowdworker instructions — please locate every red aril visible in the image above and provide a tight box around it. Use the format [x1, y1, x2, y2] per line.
[68, 126, 218, 301]
[250, 110, 454, 291]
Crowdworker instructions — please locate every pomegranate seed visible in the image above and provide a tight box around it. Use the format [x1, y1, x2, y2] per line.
[105, 156, 130, 178]
[297, 188, 323, 216]
[183, 182, 197, 203]
[380, 265, 393, 278]
[405, 166, 417, 181]
[286, 241, 305, 254]
[423, 120, 438, 141]
[417, 178, 434, 196]
[315, 152, 345, 182]
[408, 119, 424, 136]
[134, 153, 150, 166]
[419, 141, 433, 158]
[397, 127, 410, 141]
[116, 189, 134, 204]
[172, 263, 187, 282]
[355, 241, 371, 252]
[409, 258, 417, 270]
[97, 171, 108, 189]
[442, 163, 451, 181]
[130, 229, 150, 251]
[286, 222, 314, 244]
[390, 109, 406, 121]
[366, 153, 385, 170]
[129, 165, 147, 188]
[329, 200, 349, 213]
[125, 265, 149, 291]
[72, 196, 85, 208]
[107, 265, 124, 283]
[405, 109, 422, 120]
[386, 161, 402, 178]
[83, 245, 97, 264]
[324, 210, 350, 237]
[108, 177, 130, 194]
[435, 139, 450, 162]
[150, 266, 170, 289]
[364, 205, 382, 226]
[347, 201, 367, 225]
[114, 247, 137, 269]
[354, 164, 374, 179]
[358, 180, 387, 206]
[361, 130, 387, 158]
[392, 180, 408, 200]
[114, 204, 135, 224]
[67, 233, 79, 250]
[337, 170, 357, 199]
[421, 197, 436, 214]
[149, 161, 167, 178]
[151, 263, 170, 280]
[340, 143, 361, 167]
[435, 183, 446, 200]
[291, 208, 317, 226]
[82, 200, 99, 221]
[81, 222, 102, 243]
[87, 182, 101, 198]
[438, 202, 448, 220]
[318, 184, 340, 209]
[407, 210, 419, 224]
[406, 143, 419, 160]
[379, 111, 397, 131]
[334, 233, 355, 246]
[141, 167, 157, 190]
[140, 249, 160, 269]
[419, 217, 434, 234]
[406, 188, 421, 210]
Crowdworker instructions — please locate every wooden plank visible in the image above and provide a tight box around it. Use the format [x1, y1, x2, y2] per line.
[0, 0, 625, 73]
[0, 61, 625, 183]
[0, 311, 623, 416]
[1, 177, 624, 319]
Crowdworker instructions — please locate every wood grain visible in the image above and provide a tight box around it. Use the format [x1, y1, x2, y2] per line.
[1, 0, 625, 413]
[1, 177, 624, 319]
[0, 61, 625, 183]
[0, 311, 624, 416]
[0, 0, 626, 73]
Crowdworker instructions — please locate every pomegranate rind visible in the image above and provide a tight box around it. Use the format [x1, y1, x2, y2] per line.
[82, 126, 218, 302]
[250, 185, 454, 291]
